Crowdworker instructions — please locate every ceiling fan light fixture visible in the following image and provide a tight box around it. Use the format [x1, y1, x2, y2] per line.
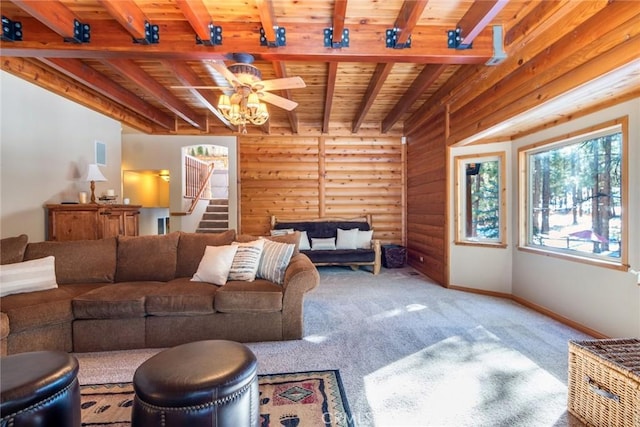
[218, 94, 231, 111]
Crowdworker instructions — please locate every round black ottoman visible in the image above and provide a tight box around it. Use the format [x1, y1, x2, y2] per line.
[131, 340, 259, 427]
[0, 350, 81, 427]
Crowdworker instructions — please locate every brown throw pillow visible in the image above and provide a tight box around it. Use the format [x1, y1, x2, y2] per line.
[115, 233, 179, 282]
[0, 234, 28, 265]
[175, 230, 237, 278]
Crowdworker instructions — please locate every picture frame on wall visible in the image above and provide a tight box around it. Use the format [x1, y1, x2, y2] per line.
[95, 140, 106, 166]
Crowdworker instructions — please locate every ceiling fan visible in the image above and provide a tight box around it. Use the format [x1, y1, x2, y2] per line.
[173, 53, 306, 112]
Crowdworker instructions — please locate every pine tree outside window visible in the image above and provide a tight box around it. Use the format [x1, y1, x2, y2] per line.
[519, 118, 628, 267]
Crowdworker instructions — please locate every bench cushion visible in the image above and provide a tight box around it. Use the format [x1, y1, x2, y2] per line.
[302, 249, 375, 264]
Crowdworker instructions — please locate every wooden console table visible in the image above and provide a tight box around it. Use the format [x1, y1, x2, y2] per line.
[46, 204, 141, 241]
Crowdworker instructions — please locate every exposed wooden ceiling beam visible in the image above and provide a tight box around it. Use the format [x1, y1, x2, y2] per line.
[323, 62, 338, 134]
[176, 0, 214, 44]
[382, 64, 448, 133]
[352, 63, 394, 133]
[97, 0, 149, 42]
[394, 0, 430, 46]
[104, 59, 206, 129]
[457, 0, 509, 46]
[272, 61, 299, 134]
[332, 0, 348, 46]
[39, 58, 174, 130]
[162, 61, 235, 131]
[1, 57, 156, 133]
[0, 20, 494, 64]
[9, 0, 83, 41]
[255, 0, 278, 44]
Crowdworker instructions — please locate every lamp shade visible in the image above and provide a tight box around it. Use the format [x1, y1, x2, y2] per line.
[83, 164, 107, 182]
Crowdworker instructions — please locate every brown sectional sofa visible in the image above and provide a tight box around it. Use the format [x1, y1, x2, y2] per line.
[0, 230, 319, 355]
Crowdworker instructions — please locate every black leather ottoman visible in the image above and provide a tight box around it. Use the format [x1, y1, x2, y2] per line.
[0, 351, 81, 427]
[132, 340, 259, 427]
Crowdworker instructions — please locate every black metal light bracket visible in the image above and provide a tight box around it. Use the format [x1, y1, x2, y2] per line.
[64, 19, 90, 44]
[133, 21, 159, 44]
[323, 28, 349, 48]
[196, 23, 222, 45]
[386, 28, 411, 49]
[448, 27, 472, 50]
[260, 26, 286, 47]
[1, 16, 22, 42]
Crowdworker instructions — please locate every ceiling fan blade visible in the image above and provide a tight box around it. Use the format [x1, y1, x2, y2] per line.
[254, 76, 306, 92]
[259, 92, 299, 111]
[209, 60, 241, 86]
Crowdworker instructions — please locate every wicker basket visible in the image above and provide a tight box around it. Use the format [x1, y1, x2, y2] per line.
[568, 339, 640, 427]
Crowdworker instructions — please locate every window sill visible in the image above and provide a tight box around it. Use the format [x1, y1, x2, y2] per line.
[517, 246, 628, 272]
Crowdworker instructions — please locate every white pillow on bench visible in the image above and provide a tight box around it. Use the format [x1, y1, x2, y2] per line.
[311, 237, 336, 250]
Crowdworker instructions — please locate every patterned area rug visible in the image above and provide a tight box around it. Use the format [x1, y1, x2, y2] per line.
[81, 370, 353, 427]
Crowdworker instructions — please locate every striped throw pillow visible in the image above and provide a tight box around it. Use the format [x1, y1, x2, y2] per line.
[257, 239, 295, 285]
[228, 240, 265, 281]
[0, 256, 58, 297]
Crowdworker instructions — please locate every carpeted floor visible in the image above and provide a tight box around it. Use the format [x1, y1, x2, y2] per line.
[75, 266, 590, 427]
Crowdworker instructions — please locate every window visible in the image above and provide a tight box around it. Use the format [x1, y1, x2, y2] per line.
[519, 118, 627, 267]
[454, 152, 506, 246]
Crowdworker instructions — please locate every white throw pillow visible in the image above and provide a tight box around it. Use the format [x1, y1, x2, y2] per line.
[228, 239, 265, 281]
[311, 237, 336, 250]
[336, 228, 359, 250]
[298, 231, 311, 250]
[270, 228, 294, 236]
[0, 256, 58, 297]
[257, 239, 295, 285]
[356, 229, 374, 249]
[191, 245, 238, 285]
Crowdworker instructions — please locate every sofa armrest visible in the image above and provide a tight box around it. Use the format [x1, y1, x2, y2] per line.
[281, 253, 319, 340]
[372, 239, 381, 275]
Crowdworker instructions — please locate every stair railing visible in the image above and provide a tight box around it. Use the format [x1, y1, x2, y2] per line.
[173, 162, 215, 216]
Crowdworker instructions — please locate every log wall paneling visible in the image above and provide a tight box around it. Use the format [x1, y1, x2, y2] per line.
[238, 135, 404, 246]
[405, 110, 447, 285]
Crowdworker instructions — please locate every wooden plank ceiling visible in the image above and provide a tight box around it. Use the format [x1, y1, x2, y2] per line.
[1, 0, 638, 141]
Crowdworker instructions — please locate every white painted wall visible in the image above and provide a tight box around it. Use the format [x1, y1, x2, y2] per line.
[121, 133, 237, 233]
[449, 142, 514, 294]
[0, 71, 122, 241]
[510, 99, 640, 338]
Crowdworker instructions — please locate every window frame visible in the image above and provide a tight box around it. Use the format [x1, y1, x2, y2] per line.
[517, 117, 629, 270]
[454, 151, 507, 247]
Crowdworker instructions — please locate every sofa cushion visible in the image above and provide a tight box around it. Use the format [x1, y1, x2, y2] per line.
[24, 238, 117, 284]
[302, 249, 375, 264]
[237, 231, 301, 255]
[0, 256, 58, 297]
[0, 288, 74, 333]
[72, 282, 162, 319]
[0, 234, 28, 265]
[175, 230, 236, 278]
[115, 233, 179, 282]
[214, 280, 283, 313]
[146, 279, 217, 316]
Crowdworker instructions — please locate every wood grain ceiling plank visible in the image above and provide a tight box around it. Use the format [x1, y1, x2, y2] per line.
[39, 57, 174, 130]
[457, 0, 509, 46]
[0, 20, 493, 64]
[9, 0, 82, 40]
[98, 0, 149, 41]
[104, 59, 206, 129]
[323, 62, 339, 134]
[452, 3, 640, 124]
[175, 0, 214, 43]
[394, 0, 429, 45]
[381, 64, 448, 133]
[332, 0, 348, 45]
[449, 34, 640, 144]
[352, 63, 394, 133]
[162, 60, 235, 131]
[272, 61, 299, 134]
[504, 0, 565, 47]
[1, 57, 156, 133]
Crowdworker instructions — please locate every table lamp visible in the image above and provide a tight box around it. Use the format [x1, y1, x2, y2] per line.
[83, 164, 107, 204]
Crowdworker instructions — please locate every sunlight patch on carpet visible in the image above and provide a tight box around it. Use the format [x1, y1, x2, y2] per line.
[364, 326, 567, 426]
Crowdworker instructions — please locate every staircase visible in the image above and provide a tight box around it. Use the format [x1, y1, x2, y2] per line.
[196, 199, 229, 233]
